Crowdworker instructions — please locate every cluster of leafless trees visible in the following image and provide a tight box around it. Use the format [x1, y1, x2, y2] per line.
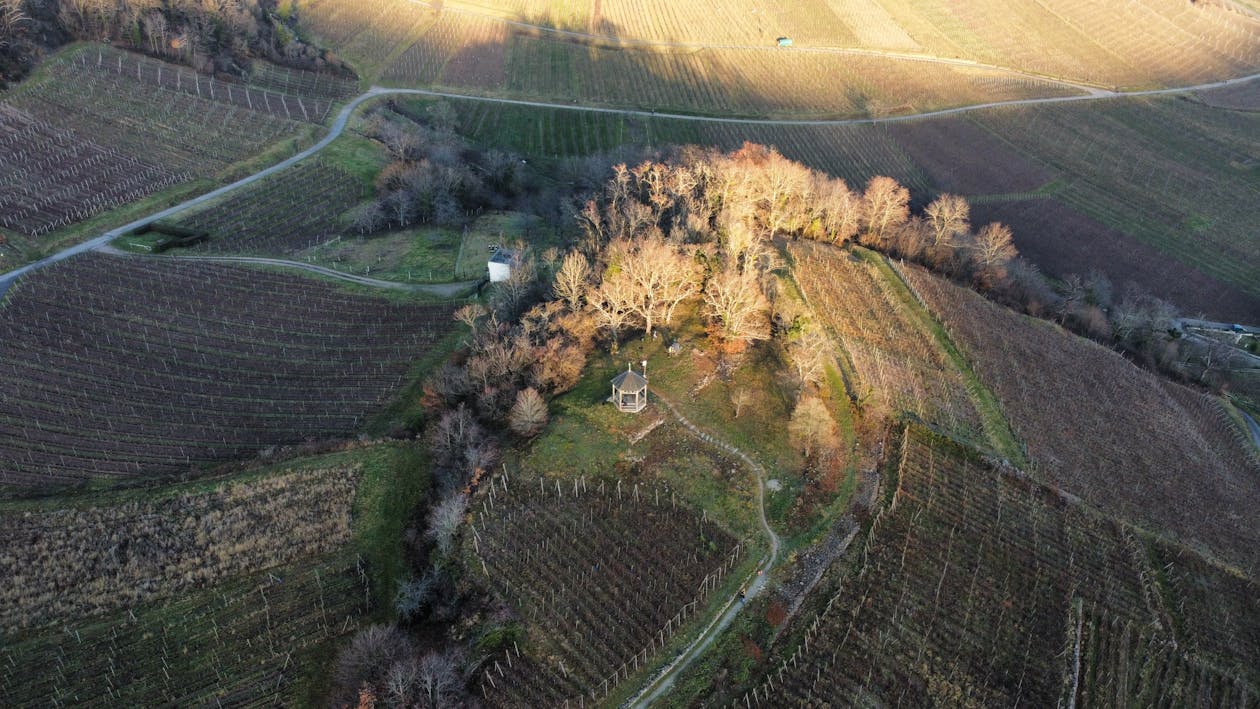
[1, 0, 349, 87]
[347, 103, 533, 233]
[332, 625, 465, 708]
[558, 144, 1024, 351]
[333, 251, 590, 705]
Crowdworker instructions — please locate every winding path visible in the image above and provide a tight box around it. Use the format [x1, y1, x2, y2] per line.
[0, 90, 386, 297]
[625, 394, 780, 708]
[5, 71, 1260, 299]
[94, 246, 480, 297]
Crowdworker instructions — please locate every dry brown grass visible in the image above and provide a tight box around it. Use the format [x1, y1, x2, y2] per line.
[0, 466, 360, 632]
[791, 241, 982, 440]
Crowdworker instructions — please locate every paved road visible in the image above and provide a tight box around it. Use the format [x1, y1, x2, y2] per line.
[6, 71, 1260, 301]
[626, 395, 781, 708]
[0, 89, 388, 298]
[1178, 318, 1259, 334]
[370, 69, 1260, 128]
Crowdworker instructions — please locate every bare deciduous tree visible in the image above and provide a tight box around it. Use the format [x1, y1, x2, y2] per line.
[415, 650, 463, 708]
[703, 268, 771, 346]
[588, 269, 638, 346]
[788, 326, 831, 390]
[508, 387, 548, 437]
[426, 491, 469, 555]
[453, 303, 486, 331]
[862, 176, 911, 245]
[816, 176, 863, 245]
[972, 221, 1018, 277]
[924, 194, 971, 247]
[788, 395, 838, 458]
[618, 235, 698, 336]
[345, 201, 385, 235]
[552, 250, 590, 310]
[334, 625, 414, 699]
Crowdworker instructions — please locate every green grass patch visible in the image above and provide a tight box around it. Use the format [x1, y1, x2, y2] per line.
[454, 211, 549, 278]
[858, 247, 1027, 466]
[343, 443, 432, 610]
[300, 226, 463, 283]
[318, 131, 390, 187]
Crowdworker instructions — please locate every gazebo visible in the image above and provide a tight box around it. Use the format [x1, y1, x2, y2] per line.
[611, 365, 648, 413]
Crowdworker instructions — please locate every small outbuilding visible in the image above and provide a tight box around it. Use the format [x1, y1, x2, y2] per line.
[611, 365, 649, 413]
[488, 248, 518, 283]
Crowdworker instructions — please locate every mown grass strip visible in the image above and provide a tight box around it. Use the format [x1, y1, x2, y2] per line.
[860, 247, 1027, 465]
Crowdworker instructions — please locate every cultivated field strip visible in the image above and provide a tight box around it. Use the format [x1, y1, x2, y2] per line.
[8, 49, 302, 168]
[0, 254, 453, 490]
[0, 105, 189, 237]
[381, 0, 1260, 90]
[173, 161, 364, 256]
[898, 265, 1260, 576]
[0, 466, 358, 631]
[790, 242, 982, 441]
[0, 47, 311, 238]
[245, 61, 360, 103]
[471, 475, 743, 705]
[382, 11, 508, 87]
[741, 427, 1256, 706]
[969, 99, 1260, 301]
[0, 552, 370, 706]
[299, 0, 438, 74]
[68, 46, 340, 124]
[392, 28, 1080, 118]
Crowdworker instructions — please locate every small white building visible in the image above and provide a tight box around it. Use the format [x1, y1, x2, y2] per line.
[488, 248, 518, 283]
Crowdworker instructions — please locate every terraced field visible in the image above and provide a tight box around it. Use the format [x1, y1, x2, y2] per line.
[469, 473, 745, 705]
[304, 0, 1083, 115]
[740, 426, 1259, 706]
[0, 45, 332, 246]
[0, 254, 453, 492]
[429, 0, 1260, 88]
[789, 241, 982, 443]
[899, 264, 1260, 575]
[171, 161, 365, 257]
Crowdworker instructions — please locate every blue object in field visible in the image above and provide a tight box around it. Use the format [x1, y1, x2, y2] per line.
[777, 37, 793, 47]
[1232, 324, 1246, 332]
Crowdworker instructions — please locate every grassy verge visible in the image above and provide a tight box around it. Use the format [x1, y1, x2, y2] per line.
[366, 325, 467, 436]
[861, 247, 1027, 465]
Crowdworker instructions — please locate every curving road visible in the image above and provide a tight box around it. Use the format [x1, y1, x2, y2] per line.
[0, 90, 386, 297]
[5, 70, 1260, 299]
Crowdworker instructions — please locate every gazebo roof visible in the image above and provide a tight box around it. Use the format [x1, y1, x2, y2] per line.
[611, 369, 648, 392]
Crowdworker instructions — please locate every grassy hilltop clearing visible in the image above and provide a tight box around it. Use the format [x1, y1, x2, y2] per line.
[2, 0, 1260, 706]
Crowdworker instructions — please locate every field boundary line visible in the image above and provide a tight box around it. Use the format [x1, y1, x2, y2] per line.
[7, 71, 1260, 299]
[881, 254, 1027, 466]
